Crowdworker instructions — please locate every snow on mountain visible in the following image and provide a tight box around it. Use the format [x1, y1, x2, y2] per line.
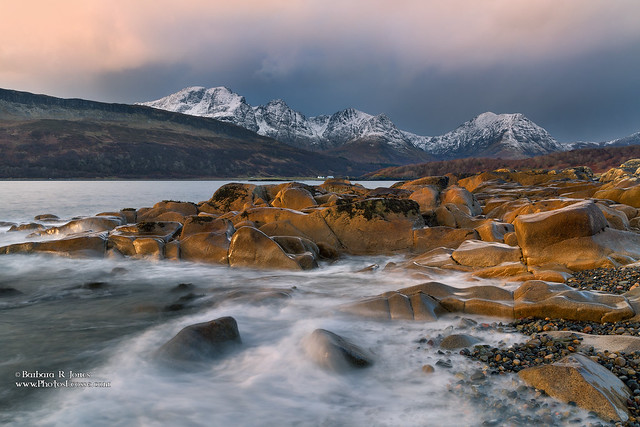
[414, 112, 564, 159]
[139, 86, 259, 132]
[139, 88, 564, 160]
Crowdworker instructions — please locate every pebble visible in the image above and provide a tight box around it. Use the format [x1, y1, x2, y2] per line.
[566, 266, 640, 294]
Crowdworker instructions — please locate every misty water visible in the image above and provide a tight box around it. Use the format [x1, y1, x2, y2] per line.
[0, 181, 593, 426]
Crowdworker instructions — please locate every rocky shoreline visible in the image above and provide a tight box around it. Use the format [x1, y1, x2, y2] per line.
[4, 159, 640, 424]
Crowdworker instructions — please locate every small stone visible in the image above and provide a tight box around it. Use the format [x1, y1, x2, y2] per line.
[422, 364, 435, 374]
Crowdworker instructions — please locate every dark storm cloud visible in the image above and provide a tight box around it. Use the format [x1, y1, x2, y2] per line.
[2, 0, 640, 142]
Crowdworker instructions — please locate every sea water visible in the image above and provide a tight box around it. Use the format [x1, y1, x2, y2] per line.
[0, 181, 591, 426]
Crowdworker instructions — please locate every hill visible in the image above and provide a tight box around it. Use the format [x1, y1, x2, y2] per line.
[364, 145, 640, 179]
[0, 88, 367, 178]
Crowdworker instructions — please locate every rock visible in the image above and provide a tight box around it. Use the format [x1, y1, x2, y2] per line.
[303, 329, 373, 372]
[546, 331, 640, 354]
[474, 221, 514, 243]
[319, 198, 423, 255]
[179, 232, 230, 264]
[413, 227, 479, 252]
[344, 290, 445, 321]
[518, 353, 631, 422]
[271, 187, 317, 210]
[399, 175, 449, 192]
[440, 186, 482, 216]
[513, 200, 609, 266]
[179, 216, 235, 240]
[472, 262, 529, 279]
[34, 216, 123, 236]
[514, 280, 634, 323]
[108, 222, 182, 257]
[440, 334, 482, 350]
[451, 240, 522, 267]
[228, 226, 304, 270]
[132, 237, 164, 259]
[0, 287, 23, 297]
[34, 214, 59, 221]
[0, 233, 108, 257]
[9, 222, 49, 232]
[409, 186, 440, 212]
[156, 317, 242, 362]
[204, 183, 270, 213]
[319, 178, 368, 195]
[597, 202, 630, 230]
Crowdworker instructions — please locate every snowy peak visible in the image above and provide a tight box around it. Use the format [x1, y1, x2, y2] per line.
[417, 111, 563, 159]
[139, 86, 258, 132]
[139, 87, 564, 161]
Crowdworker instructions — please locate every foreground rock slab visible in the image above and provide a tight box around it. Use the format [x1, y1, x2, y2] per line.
[518, 353, 631, 422]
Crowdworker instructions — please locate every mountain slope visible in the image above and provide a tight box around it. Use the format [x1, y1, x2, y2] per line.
[412, 112, 564, 160]
[0, 88, 367, 178]
[140, 87, 568, 161]
[140, 87, 432, 163]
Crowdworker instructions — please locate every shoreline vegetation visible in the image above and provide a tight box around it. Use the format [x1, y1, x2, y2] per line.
[5, 159, 640, 424]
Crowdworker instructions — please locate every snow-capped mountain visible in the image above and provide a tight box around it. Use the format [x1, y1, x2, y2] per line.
[413, 112, 564, 159]
[139, 87, 564, 161]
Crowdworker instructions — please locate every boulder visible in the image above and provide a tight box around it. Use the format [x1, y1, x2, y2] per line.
[108, 221, 182, 257]
[409, 186, 440, 212]
[180, 216, 235, 240]
[518, 353, 631, 422]
[597, 202, 630, 230]
[399, 175, 449, 192]
[204, 183, 270, 213]
[451, 240, 522, 267]
[156, 317, 242, 362]
[440, 334, 482, 350]
[413, 227, 478, 252]
[271, 187, 317, 210]
[474, 221, 514, 243]
[179, 232, 230, 265]
[513, 200, 607, 263]
[319, 198, 423, 255]
[303, 329, 373, 372]
[319, 178, 367, 195]
[0, 232, 107, 257]
[228, 226, 305, 270]
[132, 237, 164, 259]
[440, 186, 482, 216]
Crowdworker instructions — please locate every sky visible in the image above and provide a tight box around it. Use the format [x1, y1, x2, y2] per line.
[1, 0, 639, 142]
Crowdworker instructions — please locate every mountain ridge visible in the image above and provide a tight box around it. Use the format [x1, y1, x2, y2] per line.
[140, 86, 567, 160]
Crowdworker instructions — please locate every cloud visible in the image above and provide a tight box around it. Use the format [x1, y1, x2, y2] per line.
[1, 0, 639, 140]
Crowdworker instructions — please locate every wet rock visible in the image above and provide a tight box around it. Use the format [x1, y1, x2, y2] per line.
[409, 186, 440, 212]
[320, 198, 423, 255]
[179, 216, 234, 240]
[440, 334, 482, 350]
[156, 316, 242, 363]
[228, 226, 305, 270]
[179, 232, 230, 265]
[451, 239, 522, 267]
[514, 280, 634, 323]
[412, 226, 479, 252]
[203, 183, 270, 213]
[474, 221, 514, 243]
[344, 289, 446, 321]
[271, 187, 317, 211]
[518, 353, 631, 422]
[304, 329, 373, 372]
[0, 287, 23, 297]
[440, 185, 482, 216]
[8, 222, 46, 232]
[34, 214, 59, 221]
[34, 216, 123, 236]
[0, 232, 108, 257]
